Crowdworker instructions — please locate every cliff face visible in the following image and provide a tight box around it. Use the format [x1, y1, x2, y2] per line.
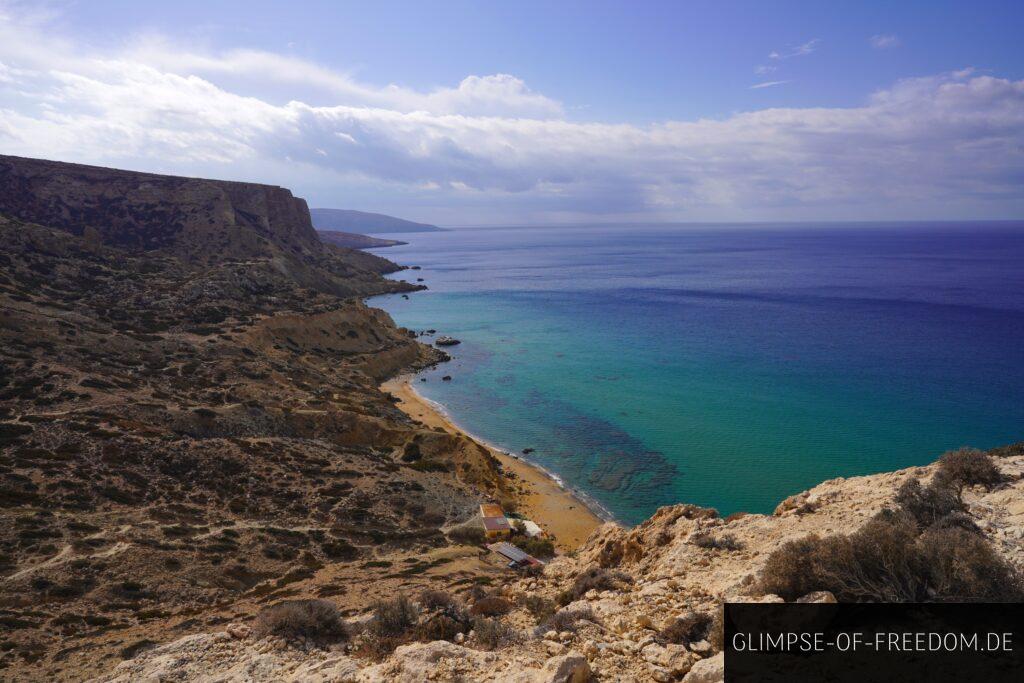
[0, 154, 322, 260]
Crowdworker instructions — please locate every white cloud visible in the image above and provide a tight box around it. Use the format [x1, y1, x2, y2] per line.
[768, 39, 821, 60]
[0, 13, 1021, 222]
[750, 80, 789, 90]
[870, 34, 901, 49]
[754, 65, 777, 75]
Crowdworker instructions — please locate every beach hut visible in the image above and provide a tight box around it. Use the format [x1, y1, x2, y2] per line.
[487, 541, 544, 568]
[479, 503, 512, 539]
[482, 515, 512, 539]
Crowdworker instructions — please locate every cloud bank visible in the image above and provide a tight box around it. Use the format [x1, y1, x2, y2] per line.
[0, 13, 1022, 223]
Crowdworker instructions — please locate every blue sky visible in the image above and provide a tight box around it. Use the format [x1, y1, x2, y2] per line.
[1, 1, 1023, 224]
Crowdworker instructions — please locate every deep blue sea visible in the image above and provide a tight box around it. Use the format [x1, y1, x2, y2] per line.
[369, 223, 1024, 525]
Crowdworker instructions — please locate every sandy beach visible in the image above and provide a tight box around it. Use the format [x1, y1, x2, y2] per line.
[382, 376, 605, 551]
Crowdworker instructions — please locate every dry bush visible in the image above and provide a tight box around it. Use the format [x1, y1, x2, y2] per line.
[759, 514, 926, 602]
[660, 610, 712, 646]
[515, 535, 556, 559]
[473, 617, 521, 650]
[417, 614, 467, 641]
[446, 521, 485, 546]
[758, 510, 1023, 603]
[691, 532, 744, 551]
[419, 589, 456, 610]
[558, 566, 631, 605]
[521, 594, 556, 622]
[534, 604, 595, 636]
[894, 478, 960, 528]
[469, 596, 513, 617]
[934, 448, 1002, 497]
[253, 599, 347, 643]
[370, 594, 418, 637]
[919, 527, 1024, 601]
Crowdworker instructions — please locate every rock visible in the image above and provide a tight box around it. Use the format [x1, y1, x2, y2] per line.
[649, 665, 673, 682]
[435, 336, 461, 346]
[544, 630, 559, 641]
[682, 652, 723, 683]
[538, 652, 591, 683]
[689, 639, 713, 656]
[558, 631, 572, 642]
[442, 375, 452, 381]
[288, 655, 359, 682]
[454, 632, 465, 644]
[796, 591, 837, 604]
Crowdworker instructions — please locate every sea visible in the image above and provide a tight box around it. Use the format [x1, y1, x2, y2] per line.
[369, 223, 1024, 525]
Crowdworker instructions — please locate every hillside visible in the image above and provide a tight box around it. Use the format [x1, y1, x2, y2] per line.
[317, 230, 407, 250]
[311, 208, 442, 234]
[96, 446, 1024, 682]
[0, 159, 520, 681]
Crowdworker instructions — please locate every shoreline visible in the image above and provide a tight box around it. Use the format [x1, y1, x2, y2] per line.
[382, 375, 607, 551]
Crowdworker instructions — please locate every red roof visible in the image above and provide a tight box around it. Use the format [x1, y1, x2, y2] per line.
[482, 517, 511, 531]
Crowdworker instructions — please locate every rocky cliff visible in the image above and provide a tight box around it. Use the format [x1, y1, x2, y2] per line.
[0, 155, 320, 259]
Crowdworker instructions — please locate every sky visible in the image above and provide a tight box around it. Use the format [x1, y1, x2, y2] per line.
[0, 0, 1022, 225]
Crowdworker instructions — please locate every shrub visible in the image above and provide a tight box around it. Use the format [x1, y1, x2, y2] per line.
[522, 594, 556, 622]
[558, 566, 631, 605]
[759, 514, 926, 602]
[691, 532, 744, 551]
[417, 614, 467, 641]
[919, 526, 1024, 601]
[534, 604, 595, 636]
[370, 594, 418, 637]
[419, 589, 456, 610]
[469, 596, 513, 617]
[446, 521, 485, 546]
[514, 535, 556, 559]
[894, 478, 960, 528]
[253, 599, 347, 643]
[473, 617, 521, 650]
[758, 510, 1024, 603]
[660, 610, 712, 645]
[934, 448, 1002, 497]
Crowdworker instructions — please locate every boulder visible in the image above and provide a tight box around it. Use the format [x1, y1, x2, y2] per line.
[682, 652, 723, 683]
[538, 653, 591, 683]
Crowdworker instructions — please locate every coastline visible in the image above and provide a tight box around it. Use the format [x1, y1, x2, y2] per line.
[382, 375, 607, 551]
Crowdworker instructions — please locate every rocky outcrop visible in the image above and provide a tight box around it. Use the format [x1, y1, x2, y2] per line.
[0, 154, 321, 258]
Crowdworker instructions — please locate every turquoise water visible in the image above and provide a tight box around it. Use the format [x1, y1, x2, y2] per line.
[370, 224, 1024, 524]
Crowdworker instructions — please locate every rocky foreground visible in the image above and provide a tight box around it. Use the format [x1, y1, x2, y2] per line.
[94, 451, 1024, 682]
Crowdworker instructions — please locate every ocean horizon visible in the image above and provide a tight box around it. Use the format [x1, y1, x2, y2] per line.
[372, 222, 1024, 525]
